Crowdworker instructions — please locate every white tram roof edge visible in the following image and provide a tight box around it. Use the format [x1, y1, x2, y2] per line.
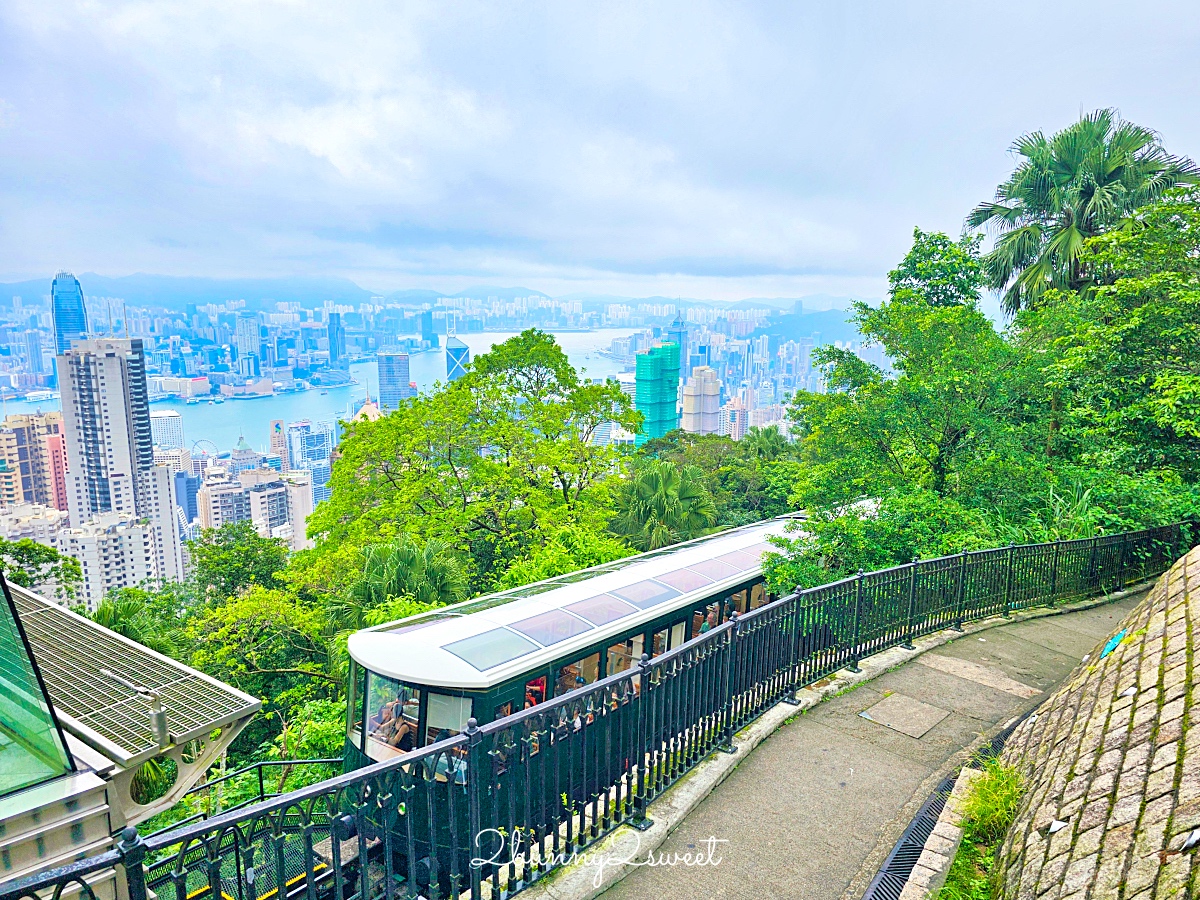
[348, 515, 799, 691]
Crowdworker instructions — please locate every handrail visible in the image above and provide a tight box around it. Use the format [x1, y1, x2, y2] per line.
[2, 521, 1192, 900]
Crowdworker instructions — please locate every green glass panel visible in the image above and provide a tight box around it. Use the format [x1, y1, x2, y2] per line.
[0, 590, 72, 796]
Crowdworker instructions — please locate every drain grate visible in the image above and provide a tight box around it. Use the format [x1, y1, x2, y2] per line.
[860, 774, 956, 900]
[862, 714, 1028, 900]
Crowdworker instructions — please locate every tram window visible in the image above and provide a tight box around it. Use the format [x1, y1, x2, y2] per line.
[556, 653, 600, 696]
[749, 582, 768, 610]
[607, 640, 636, 675]
[694, 599, 720, 636]
[669, 620, 687, 650]
[651, 628, 668, 657]
[365, 674, 419, 755]
[494, 701, 513, 721]
[525, 676, 547, 708]
[732, 588, 750, 614]
[425, 693, 473, 746]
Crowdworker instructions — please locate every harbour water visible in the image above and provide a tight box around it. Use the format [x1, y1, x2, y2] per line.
[1, 329, 640, 452]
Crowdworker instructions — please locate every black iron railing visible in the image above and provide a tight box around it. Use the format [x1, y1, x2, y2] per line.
[2, 523, 1191, 900]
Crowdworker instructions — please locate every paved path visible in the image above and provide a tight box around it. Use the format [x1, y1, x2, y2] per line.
[599, 594, 1145, 900]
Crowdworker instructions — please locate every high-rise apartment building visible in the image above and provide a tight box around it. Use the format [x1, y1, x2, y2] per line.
[196, 466, 313, 551]
[58, 339, 182, 587]
[378, 352, 414, 410]
[0, 413, 69, 513]
[50, 272, 89, 355]
[23, 330, 44, 375]
[634, 342, 680, 445]
[681, 366, 721, 435]
[58, 513, 158, 610]
[150, 409, 185, 449]
[719, 398, 750, 441]
[286, 420, 336, 505]
[327, 312, 347, 369]
[446, 337, 470, 382]
[235, 313, 261, 377]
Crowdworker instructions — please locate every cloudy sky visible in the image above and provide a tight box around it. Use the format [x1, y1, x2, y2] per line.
[2, 1, 1199, 300]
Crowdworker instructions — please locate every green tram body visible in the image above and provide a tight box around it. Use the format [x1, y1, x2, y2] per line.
[339, 520, 787, 893]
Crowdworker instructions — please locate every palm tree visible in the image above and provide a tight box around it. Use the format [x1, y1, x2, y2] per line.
[744, 425, 787, 461]
[967, 109, 1199, 313]
[613, 460, 718, 551]
[91, 591, 179, 656]
[348, 537, 467, 613]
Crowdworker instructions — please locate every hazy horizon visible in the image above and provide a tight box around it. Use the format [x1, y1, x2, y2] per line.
[4, 2, 1199, 304]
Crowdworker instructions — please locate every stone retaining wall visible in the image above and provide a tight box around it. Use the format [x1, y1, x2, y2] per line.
[998, 547, 1200, 899]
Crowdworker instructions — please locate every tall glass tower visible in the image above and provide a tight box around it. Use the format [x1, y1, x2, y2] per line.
[51, 271, 89, 354]
[378, 352, 413, 410]
[446, 337, 470, 382]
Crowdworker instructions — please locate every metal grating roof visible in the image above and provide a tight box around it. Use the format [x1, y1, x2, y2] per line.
[10, 585, 261, 766]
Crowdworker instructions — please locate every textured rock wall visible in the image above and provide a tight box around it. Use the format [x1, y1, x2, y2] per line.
[998, 547, 1200, 899]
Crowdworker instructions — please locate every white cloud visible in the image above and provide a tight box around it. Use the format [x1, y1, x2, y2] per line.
[2, 0, 1199, 297]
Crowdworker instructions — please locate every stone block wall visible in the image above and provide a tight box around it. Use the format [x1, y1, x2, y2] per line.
[998, 547, 1200, 899]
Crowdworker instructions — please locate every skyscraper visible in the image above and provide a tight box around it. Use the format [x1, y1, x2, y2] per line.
[420, 310, 439, 349]
[681, 366, 721, 435]
[634, 342, 680, 445]
[58, 339, 182, 585]
[446, 337, 470, 382]
[666, 314, 689, 379]
[23, 330, 43, 375]
[286, 420, 336, 505]
[327, 312, 347, 369]
[269, 419, 288, 470]
[234, 313, 261, 377]
[378, 352, 414, 411]
[51, 272, 89, 355]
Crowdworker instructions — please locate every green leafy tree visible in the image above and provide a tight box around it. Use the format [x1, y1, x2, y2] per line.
[967, 109, 1199, 313]
[888, 228, 984, 307]
[0, 538, 81, 600]
[187, 521, 290, 601]
[348, 537, 468, 610]
[497, 524, 632, 589]
[307, 330, 639, 592]
[612, 459, 718, 551]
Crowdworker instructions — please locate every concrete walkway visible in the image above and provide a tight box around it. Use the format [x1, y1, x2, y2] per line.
[599, 593, 1145, 900]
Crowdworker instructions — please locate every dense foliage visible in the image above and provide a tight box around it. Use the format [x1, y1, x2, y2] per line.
[766, 179, 1200, 592]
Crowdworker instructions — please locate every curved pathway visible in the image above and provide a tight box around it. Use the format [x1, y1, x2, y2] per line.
[598, 592, 1145, 900]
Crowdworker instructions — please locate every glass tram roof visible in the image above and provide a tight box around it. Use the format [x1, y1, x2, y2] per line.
[348, 517, 795, 690]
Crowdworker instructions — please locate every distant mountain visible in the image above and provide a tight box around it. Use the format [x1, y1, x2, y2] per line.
[449, 286, 551, 301]
[385, 288, 447, 306]
[754, 309, 861, 345]
[0, 273, 374, 311]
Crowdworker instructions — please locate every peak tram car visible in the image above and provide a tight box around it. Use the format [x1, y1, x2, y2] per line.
[344, 517, 792, 768]
[339, 517, 795, 895]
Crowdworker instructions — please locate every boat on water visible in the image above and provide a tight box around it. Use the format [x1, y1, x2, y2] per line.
[186, 397, 201, 405]
[321, 390, 329, 395]
[23, 390, 58, 402]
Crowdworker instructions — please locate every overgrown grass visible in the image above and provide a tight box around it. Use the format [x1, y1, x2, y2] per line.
[934, 759, 1024, 900]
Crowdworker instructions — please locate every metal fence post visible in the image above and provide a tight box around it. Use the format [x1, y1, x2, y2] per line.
[1048, 542, 1061, 602]
[465, 717, 485, 896]
[952, 552, 967, 632]
[117, 826, 148, 900]
[1003, 546, 1015, 617]
[901, 558, 918, 650]
[717, 615, 740, 753]
[1117, 533, 1129, 592]
[1087, 536, 1099, 591]
[848, 572, 864, 673]
[630, 653, 656, 830]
